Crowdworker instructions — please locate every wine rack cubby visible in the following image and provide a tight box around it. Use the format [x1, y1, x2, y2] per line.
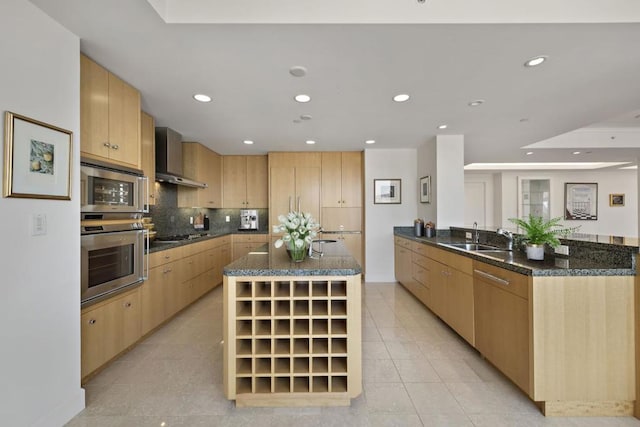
[224, 276, 362, 407]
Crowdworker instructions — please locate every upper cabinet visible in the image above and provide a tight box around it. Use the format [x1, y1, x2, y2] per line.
[178, 142, 222, 208]
[269, 153, 321, 229]
[321, 152, 362, 208]
[80, 55, 141, 169]
[140, 112, 156, 206]
[223, 155, 268, 208]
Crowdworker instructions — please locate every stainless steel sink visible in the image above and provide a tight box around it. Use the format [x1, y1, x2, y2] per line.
[442, 242, 506, 252]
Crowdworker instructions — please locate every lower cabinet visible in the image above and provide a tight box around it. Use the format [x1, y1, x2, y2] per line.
[232, 234, 269, 261]
[473, 261, 530, 394]
[82, 235, 231, 381]
[81, 288, 141, 379]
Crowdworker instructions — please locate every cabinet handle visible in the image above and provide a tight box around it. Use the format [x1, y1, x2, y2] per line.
[474, 269, 510, 286]
[124, 302, 132, 308]
[103, 142, 110, 148]
[163, 268, 172, 274]
[88, 319, 96, 325]
[342, 200, 346, 204]
[149, 194, 154, 198]
[164, 255, 171, 259]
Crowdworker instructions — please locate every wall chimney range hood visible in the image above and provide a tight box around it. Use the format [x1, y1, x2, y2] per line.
[155, 127, 207, 188]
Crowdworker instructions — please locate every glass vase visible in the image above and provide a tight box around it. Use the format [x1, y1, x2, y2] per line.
[286, 241, 308, 262]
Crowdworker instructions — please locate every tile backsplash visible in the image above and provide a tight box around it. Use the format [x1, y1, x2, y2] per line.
[147, 182, 269, 236]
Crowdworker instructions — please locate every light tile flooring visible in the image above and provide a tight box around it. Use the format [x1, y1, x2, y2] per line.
[67, 282, 640, 427]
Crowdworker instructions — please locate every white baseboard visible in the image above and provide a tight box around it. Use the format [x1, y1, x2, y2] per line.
[33, 387, 85, 427]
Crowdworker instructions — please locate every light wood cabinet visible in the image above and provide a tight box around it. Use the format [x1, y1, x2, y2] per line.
[178, 142, 222, 208]
[321, 152, 362, 208]
[473, 261, 530, 394]
[141, 111, 156, 206]
[81, 288, 141, 379]
[269, 153, 321, 231]
[80, 54, 141, 169]
[223, 155, 268, 208]
[232, 234, 269, 261]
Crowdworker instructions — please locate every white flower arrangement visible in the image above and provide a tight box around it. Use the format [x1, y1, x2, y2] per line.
[272, 211, 319, 250]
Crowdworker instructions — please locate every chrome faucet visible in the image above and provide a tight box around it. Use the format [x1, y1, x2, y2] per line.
[497, 228, 514, 251]
[473, 222, 479, 243]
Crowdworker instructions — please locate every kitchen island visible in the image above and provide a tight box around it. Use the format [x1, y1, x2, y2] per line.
[222, 240, 362, 407]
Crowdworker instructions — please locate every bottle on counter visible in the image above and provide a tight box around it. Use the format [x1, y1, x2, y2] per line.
[414, 219, 424, 237]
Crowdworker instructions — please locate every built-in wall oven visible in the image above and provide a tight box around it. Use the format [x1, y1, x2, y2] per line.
[81, 159, 148, 305]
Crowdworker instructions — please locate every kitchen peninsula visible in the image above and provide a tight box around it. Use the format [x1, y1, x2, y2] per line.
[223, 240, 362, 407]
[394, 226, 636, 417]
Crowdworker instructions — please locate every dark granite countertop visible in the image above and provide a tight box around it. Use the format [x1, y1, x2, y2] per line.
[394, 227, 636, 277]
[146, 231, 269, 254]
[224, 240, 361, 277]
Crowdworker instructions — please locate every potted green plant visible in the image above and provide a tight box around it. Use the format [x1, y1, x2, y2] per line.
[508, 215, 578, 260]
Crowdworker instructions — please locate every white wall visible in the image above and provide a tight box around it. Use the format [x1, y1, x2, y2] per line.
[365, 149, 417, 282]
[417, 139, 437, 224]
[435, 135, 465, 228]
[0, 1, 84, 426]
[481, 169, 638, 237]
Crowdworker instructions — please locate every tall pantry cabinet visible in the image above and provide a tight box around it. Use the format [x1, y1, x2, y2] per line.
[268, 153, 321, 231]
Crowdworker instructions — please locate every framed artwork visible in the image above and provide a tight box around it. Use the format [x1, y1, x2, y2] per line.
[374, 179, 401, 204]
[609, 193, 625, 207]
[564, 182, 597, 220]
[420, 175, 431, 203]
[4, 111, 72, 199]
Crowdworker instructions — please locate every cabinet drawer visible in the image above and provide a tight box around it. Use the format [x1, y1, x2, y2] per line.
[214, 235, 231, 247]
[394, 236, 412, 249]
[427, 246, 472, 275]
[233, 234, 269, 244]
[412, 262, 429, 288]
[412, 241, 428, 256]
[412, 252, 429, 269]
[473, 261, 529, 300]
[149, 246, 184, 269]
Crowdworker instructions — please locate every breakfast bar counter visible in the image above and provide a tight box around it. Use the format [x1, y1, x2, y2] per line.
[222, 241, 362, 407]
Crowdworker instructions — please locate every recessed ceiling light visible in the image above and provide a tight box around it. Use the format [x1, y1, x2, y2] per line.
[193, 94, 211, 102]
[306, 140, 316, 145]
[289, 66, 307, 77]
[365, 140, 376, 145]
[526, 151, 533, 155]
[437, 124, 448, 130]
[393, 94, 410, 102]
[572, 151, 581, 155]
[468, 100, 484, 107]
[300, 114, 312, 120]
[243, 140, 254, 145]
[524, 56, 548, 67]
[295, 94, 311, 103]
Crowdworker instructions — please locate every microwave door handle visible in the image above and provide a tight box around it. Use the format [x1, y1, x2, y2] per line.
[141, 176, 149, 213]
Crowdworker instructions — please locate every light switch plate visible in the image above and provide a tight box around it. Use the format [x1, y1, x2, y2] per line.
[225, 216, 230, 222]
[555, 245, 569, 256]
[32, 213, 46, 236]
[465, 232, 472, 239]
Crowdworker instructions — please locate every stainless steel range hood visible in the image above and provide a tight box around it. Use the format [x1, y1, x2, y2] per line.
[155, 127, 207, 189]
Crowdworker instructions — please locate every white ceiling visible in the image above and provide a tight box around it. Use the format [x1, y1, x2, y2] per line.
[30, 0, 640, 168]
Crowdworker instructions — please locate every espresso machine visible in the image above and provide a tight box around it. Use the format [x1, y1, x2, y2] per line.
[239, 209, 259, 230]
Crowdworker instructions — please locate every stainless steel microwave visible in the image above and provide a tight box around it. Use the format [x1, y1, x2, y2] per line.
[80, 161, 147, 213]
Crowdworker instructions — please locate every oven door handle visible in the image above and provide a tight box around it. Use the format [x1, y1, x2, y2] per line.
[143, 228, 149, 280]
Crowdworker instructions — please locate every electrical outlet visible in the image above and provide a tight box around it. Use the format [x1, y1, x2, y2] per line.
[465, 232, 472, 239]
[555, 245, 569, 256]
[225, 215, 230, 222]
[189, 216, 194, 224]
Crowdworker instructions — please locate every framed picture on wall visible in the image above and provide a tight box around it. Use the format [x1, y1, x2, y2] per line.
[564, 182, 597, 220]
[374, 179, 401, 204]
[609, 193, 625, 207]
[419, 176, 431, 203]
[3, 111, 72, 199]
